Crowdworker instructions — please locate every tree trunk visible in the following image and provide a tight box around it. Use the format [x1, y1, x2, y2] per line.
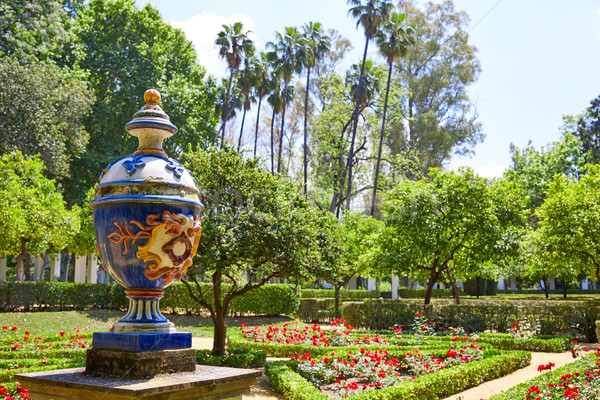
[334, 283, 341, 319]
[450, 281, 461, 304]
[254, 96, 263, 158]
[424, 277, 435, 305]
[212, 311, 227, 357]
[542, 278, 549, 299]
[344, 37, 369, 210]
[303, 67, 311, 195]
[237, 100, 248, 152]
[16, 254, 23, 281]
[270, 107, 276, 175]
[277, 83, 289, 174]
[220, 69, 235, 148]
[370, 63, 393, 216]
[562, 280, 568, 299]
[21, 237, 31, 281]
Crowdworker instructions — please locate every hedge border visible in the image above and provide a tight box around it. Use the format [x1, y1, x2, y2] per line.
[265, 351, 531, 400]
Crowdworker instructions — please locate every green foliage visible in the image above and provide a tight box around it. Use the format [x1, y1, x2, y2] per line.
[300, 289, 381, 299]
[0, 0, 75, 63]
[265, 352, 530, 400]
[68, 187, 96, 255]
[390, 0, 482, 176]
[297, 299, 336, 322]
[65, 0, 219, 203]
[569, 94, 600, 164]
[504, 133, 584, 210]
[0, 152, 79, 279]
[377, 168, 526, 304]
[196, 348, 266, 369]
[0, 58, 94, 180]
[341, 299, 600, 341]
[533, 165, 600, 283]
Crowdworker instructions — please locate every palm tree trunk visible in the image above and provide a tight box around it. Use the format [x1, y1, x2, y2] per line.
[344, 38, 370, 210]
[303, 67, 311, 194]
[370, 63, 393, 216]
[254, 96, 263, 158]
[220, 69, 235, 149]
[237, 100, 248, 152]
[277, 82, 289, 174]
[270, 106, 276, 175]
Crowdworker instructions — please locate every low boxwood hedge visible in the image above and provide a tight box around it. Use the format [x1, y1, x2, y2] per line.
[196, 348, 266, 368]
[265, 351, 531, 400]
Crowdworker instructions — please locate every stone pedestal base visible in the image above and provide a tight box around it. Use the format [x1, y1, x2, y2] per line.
[15, 366, 261, 400]
[86, 348, 196, 379]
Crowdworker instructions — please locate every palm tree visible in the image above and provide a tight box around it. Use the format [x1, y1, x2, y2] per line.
[266, 27, 304, 174]
[215, 22, 254, 148]
[267, 81, 295, 175]
[236, 59, 255, 152]
[370, 12, 415, 216]
[251, 53, 270, 158]
[344, 0, 392, 210]
[300, 22, 331, 194]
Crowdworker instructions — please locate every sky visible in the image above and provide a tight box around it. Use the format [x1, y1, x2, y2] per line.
[136, 0, 600, 178]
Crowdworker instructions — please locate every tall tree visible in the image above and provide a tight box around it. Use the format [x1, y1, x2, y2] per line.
[66, 0, 219, 204]
[345, 0, 392, 210]
[376, 168, 525, 304]
[182, 148, 328, 356]
[390, 0, 482, 176]
[251, 53, 270, 158]
[0, 58, 94, 180]
[236, 59, 255, 152]
[571, 94, 600, 164]
[266, 81, 295, 175]
[267, 27, 304, 174]
[370, 12, 415, 216]
[0, 152, 79, 281]
[215, 21, 255, 148]
[300, 22, 331, 194]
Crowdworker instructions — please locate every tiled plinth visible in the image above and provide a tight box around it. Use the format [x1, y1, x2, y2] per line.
[15, 366, 261, 400]
[91, 332, 192, 352]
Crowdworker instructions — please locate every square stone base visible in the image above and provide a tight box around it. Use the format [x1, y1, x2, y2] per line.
[86, 348, 196, 379]
[92, 332, 192, 352]
[15, 366, 261, 400]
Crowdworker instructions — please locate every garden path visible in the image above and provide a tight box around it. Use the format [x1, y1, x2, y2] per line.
[191, 337, 595, 400]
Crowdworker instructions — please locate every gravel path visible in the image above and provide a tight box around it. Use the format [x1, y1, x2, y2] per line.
[192, 337, 594, 400]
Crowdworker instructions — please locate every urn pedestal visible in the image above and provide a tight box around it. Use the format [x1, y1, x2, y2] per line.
[15, 90, 260, 399]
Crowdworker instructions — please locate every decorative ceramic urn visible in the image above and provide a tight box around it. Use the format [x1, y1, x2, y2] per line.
[91, 89, 203, 334]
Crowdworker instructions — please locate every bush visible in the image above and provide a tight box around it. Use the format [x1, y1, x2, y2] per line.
[297, 299, 335, 322]
[341, 299, 600, 341]
[300, 289, 381, 299]
[0, 282, 298, 316]
[196, 348, 266, 368]
[265, 351, 531, 400]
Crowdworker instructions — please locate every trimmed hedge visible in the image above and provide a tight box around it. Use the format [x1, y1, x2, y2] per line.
[196, 348, 266, 368]
[489, 352, 598, 399]
[342, 299, 600, 341]
[297, 299, 335, 322]
[300, 289, 381, 299]
[0, 281, 298, 316]
[265, 351, 531, 400]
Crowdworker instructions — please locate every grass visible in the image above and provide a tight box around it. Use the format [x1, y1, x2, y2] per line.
[0, 310, 294, 337]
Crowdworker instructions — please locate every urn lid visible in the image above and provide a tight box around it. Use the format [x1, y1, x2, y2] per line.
[92, 90, 202, 209]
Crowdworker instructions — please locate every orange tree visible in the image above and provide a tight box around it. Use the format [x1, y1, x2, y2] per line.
[182, 147, 333, 356]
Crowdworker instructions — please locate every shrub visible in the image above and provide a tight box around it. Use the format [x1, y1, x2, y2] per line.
[0, 282, 298, 316]
[300, 289, 381, 299]
[196, 348, 266, 368]
[341, 299, 600, 341]
[297, 299, 335, 322]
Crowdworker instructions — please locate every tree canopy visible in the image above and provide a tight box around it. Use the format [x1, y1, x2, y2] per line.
[377, 168, 526, 304]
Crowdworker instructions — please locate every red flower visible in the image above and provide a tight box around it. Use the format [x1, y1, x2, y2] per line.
[10, 326, 17, 331]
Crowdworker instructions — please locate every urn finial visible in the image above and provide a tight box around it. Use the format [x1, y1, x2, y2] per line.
[125, 89, 177, 157]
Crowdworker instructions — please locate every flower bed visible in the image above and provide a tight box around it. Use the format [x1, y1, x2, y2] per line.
[0, 325, 92, 399]
[489, 349, 600, 399]
[266, 350, 531, 400]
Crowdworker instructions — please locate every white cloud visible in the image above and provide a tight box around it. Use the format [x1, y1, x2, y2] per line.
[171, 12, 256, 78]
[476, 162, 508, 178]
